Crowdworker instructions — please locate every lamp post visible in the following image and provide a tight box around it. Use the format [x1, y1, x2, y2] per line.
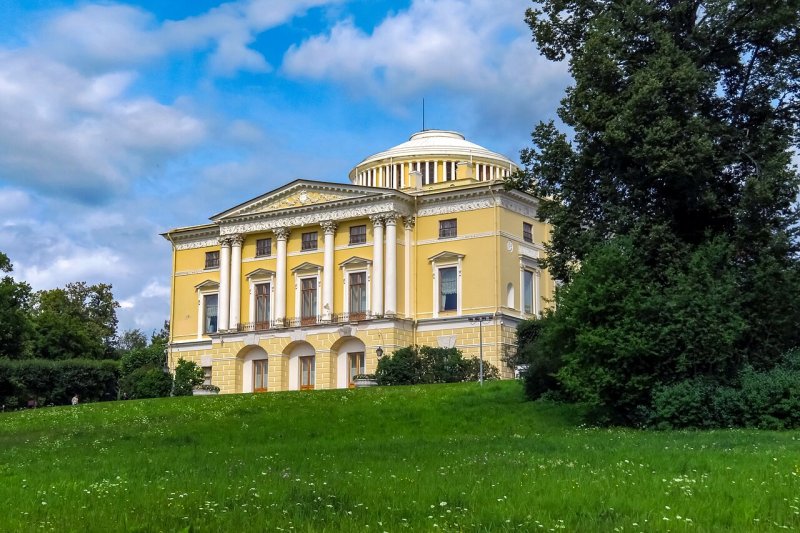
[469, 314, 493, 385]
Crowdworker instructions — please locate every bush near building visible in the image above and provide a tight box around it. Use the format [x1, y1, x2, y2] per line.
[376, 346, 499, 386]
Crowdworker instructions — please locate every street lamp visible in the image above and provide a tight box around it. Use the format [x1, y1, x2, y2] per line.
[468, 314, 493, 385]
[376, 346, 384, 358]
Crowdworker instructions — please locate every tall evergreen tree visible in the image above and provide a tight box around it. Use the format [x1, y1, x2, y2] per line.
[509, 0, 800, 423]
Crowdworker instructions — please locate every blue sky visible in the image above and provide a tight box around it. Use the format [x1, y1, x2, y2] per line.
[0, 0, 570, 335]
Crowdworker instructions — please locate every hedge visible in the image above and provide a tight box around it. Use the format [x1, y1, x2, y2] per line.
[0, 358, 120, 408]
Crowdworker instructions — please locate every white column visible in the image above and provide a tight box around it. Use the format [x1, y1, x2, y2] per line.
[229, 234, 243, 329]
[370, 215, 385, 316]
[274, 227, 289, 324]
[218, 237, 231, 331]
[321, 220, 337, 322]
[433, 161, 438, 183]
[384, 214, 398, 317]
[403, 217, 414, 318]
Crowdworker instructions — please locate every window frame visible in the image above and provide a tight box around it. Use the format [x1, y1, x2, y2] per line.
[439, 218, 457, 239]
[301, 231, 318, 251]
[523, 222, 533, 243]
[204, 251, 220, 269]
[349, 225, 367, 245]
[203, 293, 219, 334]
[429, 252, 464, 318]
[255, 238, 272, 257]
[439, 266, 458, 312]
[348, 271, 368, 320]
[300, 276, 318, 325]
[253, 359, 268, 392]
[300, 356, 315, 390]
[347, 352, 365, 388]
[519, 256, 541, 317]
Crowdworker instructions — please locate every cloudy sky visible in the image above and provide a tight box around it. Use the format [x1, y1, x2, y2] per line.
[0, 0, 569, 335]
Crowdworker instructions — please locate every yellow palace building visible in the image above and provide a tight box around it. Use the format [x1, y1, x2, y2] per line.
[162, 130, 554, 393]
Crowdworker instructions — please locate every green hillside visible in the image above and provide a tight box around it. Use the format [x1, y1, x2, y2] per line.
[1, 381, 797, 532]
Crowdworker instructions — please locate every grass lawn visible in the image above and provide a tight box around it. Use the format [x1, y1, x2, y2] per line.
[0, 381, 798, 532]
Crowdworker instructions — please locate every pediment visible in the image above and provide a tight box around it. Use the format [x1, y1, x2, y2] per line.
[339, 256, 372, 268]
[291, 261, 322, 274]
[246, 268, 275, 280]
[428, 251, 465, 263]
[212, 180, 382, 221]
[195, 280, 219, 291]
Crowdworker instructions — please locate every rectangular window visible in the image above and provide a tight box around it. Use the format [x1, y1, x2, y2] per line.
[202, 366, 212, 385]
[445, 161, 454, 181]
[301, 277, 317, 324]
[204, 294, 218, 333]
[255, 283, 270, 327]
[395, 164, 402, 187]
[439, 267, 458, 311]
[523, 222, 533, 243]
[348, 352, 365, 387]
[301, 231, 318, 251]
[300, 356, 315, 390]
[349, 271, 367, 319]
[523, 270, 534, 314]
[205, 251, 219, 269]
[253, 359, 268, 392]
[256, 238, 272, 257]
[439, 219, 457, 239]
[349, 225, 367, 245]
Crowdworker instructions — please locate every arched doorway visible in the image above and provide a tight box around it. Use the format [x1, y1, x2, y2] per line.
[332, 337, 367, 389]
[286, 342, 315, 391]
[239, 346, 269, 393]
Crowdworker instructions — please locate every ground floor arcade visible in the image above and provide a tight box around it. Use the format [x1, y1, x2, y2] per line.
[167, 317, 520, 394]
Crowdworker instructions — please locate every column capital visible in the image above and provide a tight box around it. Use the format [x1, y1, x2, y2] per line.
[383, 213, 399, 226]
[403, 216, 416, 230]
[218, 237, 233, 247]
[369, 214, 385, 227]
[230, 234, 244, 246]
[321, 220, 338, 235]
[273, 227, 290, 241]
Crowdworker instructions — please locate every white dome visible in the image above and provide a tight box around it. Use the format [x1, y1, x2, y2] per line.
[352, 130, 515, 170]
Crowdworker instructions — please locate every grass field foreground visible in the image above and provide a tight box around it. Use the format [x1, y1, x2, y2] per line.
[1, 381, 798, 532]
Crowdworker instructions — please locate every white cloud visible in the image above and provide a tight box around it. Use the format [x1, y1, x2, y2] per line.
[0, 49, 206, 203]
[141, 281, 171, 299]
[39, 0, 341, 76]
[283, 0, 569, 134]
[18, 246, 127, 290]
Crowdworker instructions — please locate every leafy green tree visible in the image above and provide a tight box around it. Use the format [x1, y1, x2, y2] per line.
[510, 0, 800, 284]
[173, 358, 204, 396]
[118, 329, 148, 354]
[0, 252, 33, 359]
[31, 282, 120, 360]
[509, 0, 800, 424]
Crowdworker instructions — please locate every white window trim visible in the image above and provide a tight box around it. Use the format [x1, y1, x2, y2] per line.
[341, 267, 371, 315]
[247, 270, 276, 325]
[195, 281, 220, 339]
[294, 268, 322, 320]
[429, 252, 464, 318]
[519, 256, 541, 317]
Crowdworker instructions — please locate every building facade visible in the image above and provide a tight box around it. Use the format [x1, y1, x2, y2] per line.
[163, 130, 553, 393]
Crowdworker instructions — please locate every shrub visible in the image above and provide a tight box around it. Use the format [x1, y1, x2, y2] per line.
[376, 347, 421, 385]
[173, 358, 204, 396]
[119, 365, 173, 399]
[120, 342, 165, 377]
[376, 346, 499, 386]
[0, 358, 119, 407]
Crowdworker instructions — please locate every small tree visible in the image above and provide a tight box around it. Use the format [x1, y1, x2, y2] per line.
[173, 358, 204, 396]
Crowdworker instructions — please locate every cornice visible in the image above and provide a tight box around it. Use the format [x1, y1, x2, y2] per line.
[219, 199, 412, 236]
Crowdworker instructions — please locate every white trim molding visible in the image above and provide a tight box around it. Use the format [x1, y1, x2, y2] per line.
[429, 251, 464, 318]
